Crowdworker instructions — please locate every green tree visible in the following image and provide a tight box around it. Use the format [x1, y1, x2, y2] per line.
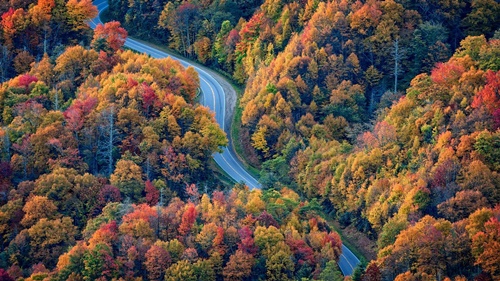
[319, 260, 343, 281]
[82, 243, 117, 281]
[213, 20, 233, 66]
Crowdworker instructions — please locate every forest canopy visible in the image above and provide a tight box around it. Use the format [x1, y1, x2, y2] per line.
[1, 0, 500, 280]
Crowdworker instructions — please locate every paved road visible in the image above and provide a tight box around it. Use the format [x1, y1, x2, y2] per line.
[89, 1, 360, 275]
[90, 0, 260, 189]
[338, 244, 361, 276]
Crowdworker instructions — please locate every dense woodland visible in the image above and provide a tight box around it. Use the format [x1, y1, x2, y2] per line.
[108, 0, 500, 279]
[0, 0, 99, 82]
[108, 0, 499, 88]
[1, 0, 500, 280]
[0, 0, 343, 280]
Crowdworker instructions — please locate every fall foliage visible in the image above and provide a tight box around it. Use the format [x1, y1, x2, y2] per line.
[1, 0, 500, 280]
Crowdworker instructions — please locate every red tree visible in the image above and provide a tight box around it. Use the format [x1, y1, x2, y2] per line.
[178, 203, 197, 236]
[17, 74, 38, 88]
[92, 21, 128, 52]
[141, 83, 160, 117]
[0, 269, 14, 281]
[145, 180, 159, 206]
[238, 226, 257, 254]
[431, 61, 465, 86]
[472, 70, 500, 114]
[362, 262, 382, 281]
[144, 245, 171, 281]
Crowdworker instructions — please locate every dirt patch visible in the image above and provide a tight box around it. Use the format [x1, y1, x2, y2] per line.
[331, 220, 378, 261]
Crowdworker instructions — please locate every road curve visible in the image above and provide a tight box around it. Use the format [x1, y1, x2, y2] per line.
[90, 0, 260, 189]
[89, 1, 361, 275]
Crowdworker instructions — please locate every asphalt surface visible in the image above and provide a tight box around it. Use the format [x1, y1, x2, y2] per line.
[338, 244, 361, 276]
[89, 1, 361, 275]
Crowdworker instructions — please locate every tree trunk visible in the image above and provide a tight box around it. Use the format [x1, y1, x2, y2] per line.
[98, 106, 116, 176]
[107, 107, 114, 176]
[393, 39, 399, 93]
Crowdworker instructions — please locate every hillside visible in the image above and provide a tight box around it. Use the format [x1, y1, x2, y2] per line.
[1, 0, 500, 280]
[288, 36, 500, 280]
[0, 2, 343, 280]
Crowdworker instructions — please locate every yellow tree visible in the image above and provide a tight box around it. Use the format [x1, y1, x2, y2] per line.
[266, 248, 294, 281]
[110, 159, 144, 201]
[165, 260, 196, 281]
[21, 196, 58, 227]
[65, 0, 97, 31]
[27, 217, 76, 268]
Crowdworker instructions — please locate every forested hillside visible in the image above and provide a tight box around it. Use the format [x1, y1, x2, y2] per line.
[288, 36, 500, 280]
[0, 30, 226, 192]
[1, 0, 500, 280]
[54, 187, 343, 281]
[108, 0, 499, 88]
[106, 0, 500, 279]
[0, 1, 345, 280]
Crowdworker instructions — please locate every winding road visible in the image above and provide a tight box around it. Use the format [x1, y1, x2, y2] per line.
[89, 0, 360, 275]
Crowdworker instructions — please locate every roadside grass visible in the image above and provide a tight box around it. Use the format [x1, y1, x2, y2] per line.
[230, 93, 262, 179]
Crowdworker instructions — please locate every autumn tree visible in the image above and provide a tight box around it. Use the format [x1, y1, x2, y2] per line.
[0, 269, 14, 281]
[471, 217, 500, 278]
[472, 70, 500, 119]
[438, 190, 489, 222]
[223, 250, 254, 281]
[82, 243, 118, 280]
[362, 262, 382, 281]
[178, 203, 197, 236]
[27, 217, 76, 268]
[145, 180, 160, 206]
[165, 260, 196, 281]
[110, 159, 144, 201]
[92, 21, 128, 52]
[13, 51, 34, 74]
[144, 244, 171, 281]
[21, 195, 58, 227]
[378, 216, 464, 279]
[159, 2, 201, 57]
[462, 0, 500, 37]
[54, 45, 98, 92]
[65, 0, 97, 32]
